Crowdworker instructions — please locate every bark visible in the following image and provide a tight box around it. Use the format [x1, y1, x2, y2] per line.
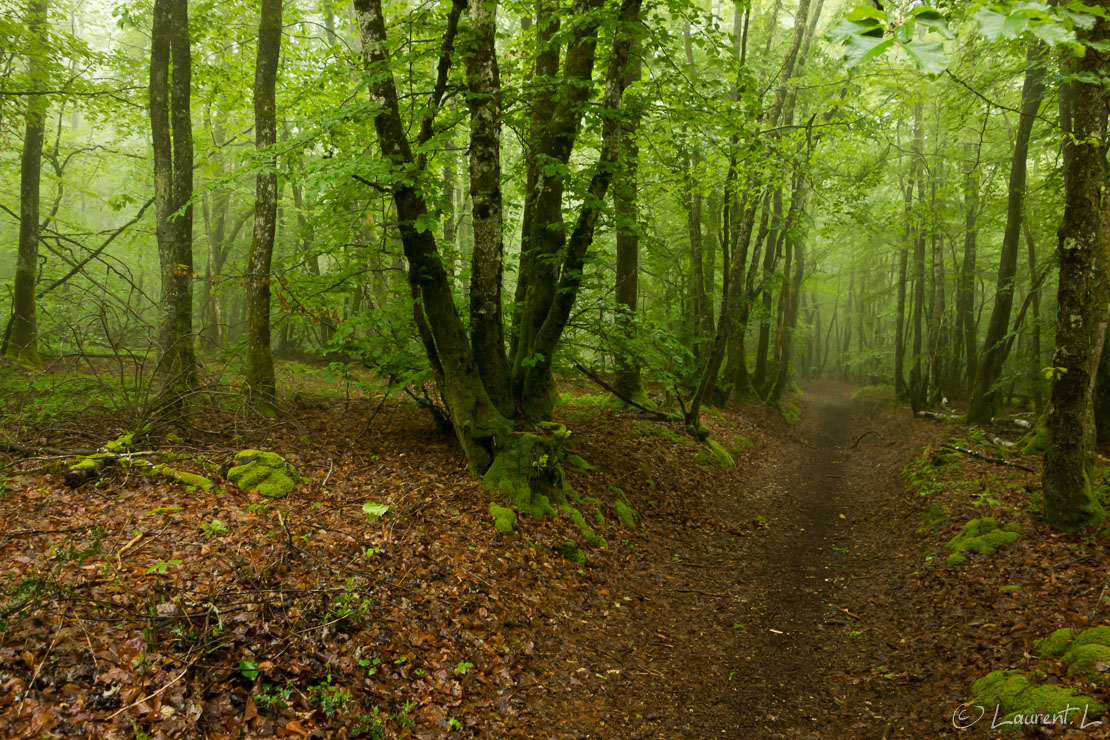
[1043, 19, 1110, 532]
[968, 43, 1047, 424]
[769, 144, 812, 403]
[466, 0, 512, 416]
[5, 0, 47, 366]
[894, 131, 911, 399]
[613, 50, 644, 402]
[1023, 218, 1043, 412]
[245, 0, 282, 417]
[682, 23, 712, 353]
[150, 0, 197, 393]
[354, 0, 511, 474]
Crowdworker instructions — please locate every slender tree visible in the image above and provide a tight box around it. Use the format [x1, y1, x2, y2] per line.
[245, 0, 283, 416]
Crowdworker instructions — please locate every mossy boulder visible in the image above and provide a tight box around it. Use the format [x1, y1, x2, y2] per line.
[969, 669, 1106, 728]
[1065, 644, 1110, 684]
[226, 450, 298, 499]
[489, 504, 517, 536]
[1035, 628, 1076, 657]
[945, 517, 1021, 567]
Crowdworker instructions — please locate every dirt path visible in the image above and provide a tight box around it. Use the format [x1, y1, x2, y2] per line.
[525, 381, 943, 738]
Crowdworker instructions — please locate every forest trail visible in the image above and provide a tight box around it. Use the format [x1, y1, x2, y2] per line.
[528, 382, 940, 738]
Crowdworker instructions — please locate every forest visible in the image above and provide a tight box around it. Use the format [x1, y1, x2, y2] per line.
[3, 0, 1110, 736]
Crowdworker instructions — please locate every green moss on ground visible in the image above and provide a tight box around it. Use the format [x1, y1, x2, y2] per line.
[1065, 644, 1110, 684]
[633, 421, 695, 447]
[695, 439, 735, 470]
[998, 585, 1022, 593]
[851, 385, 896, 404]
[565, 454, 593, 472]
[969, 669, 1106, 728]
[558, 393, 610, 409]
[489, 504, 517, 535]
[552, 541, 586, 565]
[1035, 628, 1077, 658]
[226, 450, 298, 499]
[613, 500, 637, 529]
[1018, 417, 1050, 455]
[104, 432, 135, 453]
[945, 517, 1021, 567]
[559, 504, 601, 547]
[727, 433, 754, 458]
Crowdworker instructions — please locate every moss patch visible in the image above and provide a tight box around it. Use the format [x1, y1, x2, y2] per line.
[968, 669, 1106, 727]
[945, 517, 1021, 567]
[552, 541, 586, 565]
[151, 464, 213, 491]
[226, 450, 298, 499]
[851, 385, 896, 404]
[1034, 628, 1077, 658]
[695, 440, 735, 470]
[488, 504, 517, 536]
[1018, 417, 1050, 455]
[565, 454, 593, 472]
[613, 500, 637, 529]
[559, 504, 601, 547]
[1065, 644, 1110, 684]
[482, 433, 568, 518]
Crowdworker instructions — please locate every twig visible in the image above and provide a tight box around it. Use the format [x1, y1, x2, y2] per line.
[674, 588, 727, 597]
[939, 444, 1036, 473]
[850, 430, 891, 449]
[832, 604, 862, 620]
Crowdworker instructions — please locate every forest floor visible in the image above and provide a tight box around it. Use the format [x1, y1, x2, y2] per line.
[0, 367, 1109, 738]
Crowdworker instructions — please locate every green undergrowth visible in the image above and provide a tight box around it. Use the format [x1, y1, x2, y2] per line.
[945, 517, 1021, 567]
[851, 384, 897, 404]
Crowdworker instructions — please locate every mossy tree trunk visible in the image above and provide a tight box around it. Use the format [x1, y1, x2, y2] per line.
[245, 0, 282, 417]
[5, 0, 48, 367]
[968, 43, 1046, 425]
[150, 0, 197, 395]
[958, 140, 980, 395]
[1043, 21, 1110, 533]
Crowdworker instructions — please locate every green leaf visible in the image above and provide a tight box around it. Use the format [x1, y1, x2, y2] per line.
[1067, 1, 1109, 20]
[362, 501, 391, 521]
[1086, 39, 1110, 52]
[976, 8, 1007, 41]
[1031, 22, 1076, 45]
[828, 17, 883, 44]
[901, 40, 948, 76]
[1061, 8, 1098, 28]
[844, 34, 893, 68]
[912, 10, 954, 39]
[1013, 1, 1050, 15]
[844, 4, 887, 23]
[1002, 13, 1031, 38]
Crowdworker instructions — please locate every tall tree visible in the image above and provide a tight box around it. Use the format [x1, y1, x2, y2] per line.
[245, 0, 283, 416]
[967, 43, 1047, 424]
[4, 0, 48, 366]
[613, 49, 645, 403]
[150, 0, 197, 393]
[1043, 16, 1110, 532]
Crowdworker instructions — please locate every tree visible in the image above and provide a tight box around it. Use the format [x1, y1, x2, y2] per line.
[1042, 12, 1110, 532]
[967, 42, 1047, 424]
[150, 0, 197, 393]
[245, 0, 282, 416]
[4, 0, 48, 367]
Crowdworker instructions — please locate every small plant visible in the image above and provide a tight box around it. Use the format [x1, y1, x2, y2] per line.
[324, 578, 371, 626]
[200, 519, 229, 538]
[353, 709, 386, 739]
[454, 661, 474, 676]
[254, 681, 292, 714]
[449, 717, 463, 730]
[309, 674, 353, 719]
[391, 701, 415, 729]
[131, 718, 151, 740]
[358, 656, 381, 676]
[239, 659, 259, 680]
[145, 559, 182, 575]
[50, 525, 107, 562]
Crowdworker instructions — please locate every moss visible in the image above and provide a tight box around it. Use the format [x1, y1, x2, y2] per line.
[565, 454, 593, 472]
[482, 433, 570, 519]
[489, 504, 517, 535]
[613, 500, 637, 530]
[151, 464, 213, 491]
[558, 393, 610, 409]
[946, 552, 967, 568]
[998, 585, 1022, 593]
[1066, 626, 1110, 656]
[945, 518, 1021, 566]
[969, 669, 1107, 728]
[1018, 417, 1050, 455]
[1035, 628, 1077, 658]
[559, 504, 600, 547]
[1065, 643, 1110, 683]
[632, 422, 695, 447]
[104, 432, 135, 453]
[697, 439, 735, 470]
[851, 385, 896, 404]
[552, 541, 586, 565]
[728, 433, 754, 457]
[226, 450, 298, 499]
[774, 399, 802, 426]
[929, 448, 962, 466]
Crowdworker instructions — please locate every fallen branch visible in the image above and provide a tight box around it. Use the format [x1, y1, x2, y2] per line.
[851, 430, 892, 449]
[939, 444, 1035, 473]
[572, 363, 681, 422]
[915, 410, 961, 422]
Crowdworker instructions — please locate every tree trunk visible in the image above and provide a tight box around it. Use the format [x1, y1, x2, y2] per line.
[958, 140, 980, 395]
[968, 44, 1047, 424]
[150, 0, 197, 394]
[908, 102, 927, 413]
[245, 0, 282, 417]
[1043, 25, 1110, 532]
[613, 51, 645, 403]
[5, 0, 47, 366]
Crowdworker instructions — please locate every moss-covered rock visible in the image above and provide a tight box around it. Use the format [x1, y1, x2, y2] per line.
[226, 450, 298, 499]
[1035, 628, 1077, 657]
[1066, 626, 1110, 655]
[1018, 417, 1050, 455]
[968, 669, 1106, 728]
[151, 464, 213, 491]
[945, 517, 1021, 567]
[1065, 643, 1110, 684]
[489, 504, 517, 536]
